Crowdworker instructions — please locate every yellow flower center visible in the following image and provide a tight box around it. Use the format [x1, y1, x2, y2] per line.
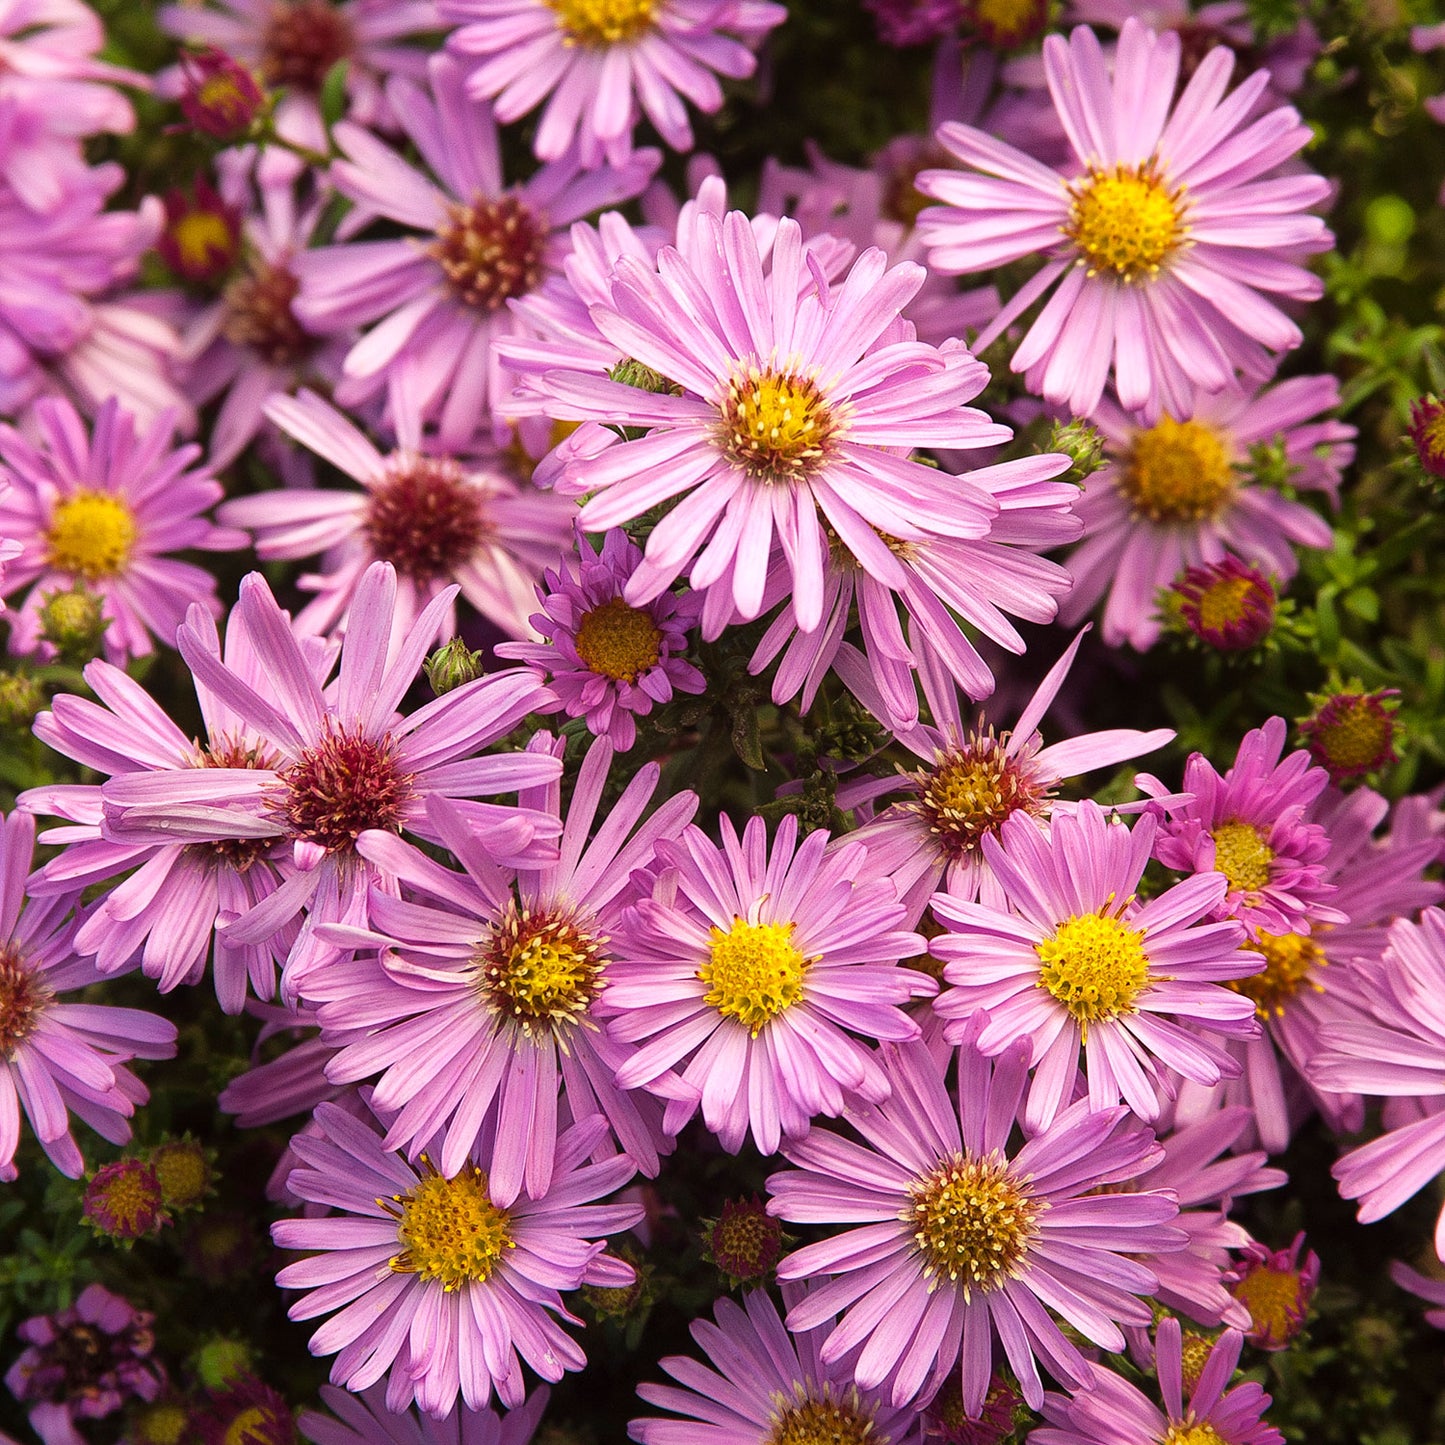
[224, 1408, 270, 1445]
[386, 1163, 513, 1291]
[1195, 574, 1258, 634]
[718, 367, 837, 483]
[476, 904, 606, 1038]
[965, 0, 1048, 46]
[912, 733, 1045, 860]
[1178, 1332, 1215, 1398]
[1211, 819, 1274, 895]
[768, 1386, 879, 1445]
[1309, 697, 1395, 774]
[1065, 163, 1187, 282]
[152, 1142, 211, 1210]
[1165, 1425, 1227, 1445]
[547, 0, 656, 45]
[172, 209, 236, 274]
[907, 1150, 1042, 1298]
[134, 1401, 190, 1445]
[1118, 417, 1235, 523]
[1231, 1263, 1308, 1344]
[1036, 912, 1151, 1031]
[574, 596, 663, 683]
[46, 493, 137, 579]
[699, 919, 808, 1035]
[1229, 930, 1325, 1019]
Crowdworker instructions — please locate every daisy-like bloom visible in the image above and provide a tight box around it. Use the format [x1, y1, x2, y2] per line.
[301, 1381, 550, 1445]
[766, 1029, 1186, 1415]
[0, 395, 244, 664]
[18, 599, 336, 1012]
[1031, 1317, 1282, 1445]
[916, 20, 1332, 421]
[293, 54, 658, 449]
[524, 202, 1056, 637]
[1058, 374, 1349, 649]
[442, 0, 784, 167]
[220, 388, 574, 642]
[629, 1285, 921, 1445]
[0, 810, 178, 1180]
[1137, 716, 1340, 935]
[309, 733, 698, 1199]
[97, 561, 559, 997]
[838, 629, 1173, 915]
[4, 1285, 165, 1445]
[1226, 1232, 1318, 1350]
[273, 1096, 642, 1416]
[930, 801, 1260, 1129]
[1173, 556, 1276, 652]
[603, 813, 935, 1154]
[497, 527, 705, 751]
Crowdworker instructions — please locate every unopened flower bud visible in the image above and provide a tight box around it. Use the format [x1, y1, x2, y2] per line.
[178, 47, 268, 141]
[1299, 688, 1400, 783]
[1044, 418, 1105, 480]
[0, 671, 45, 728]
[158, 179, 243, 287]
[39, 585, 110, 662]
[1173, 557, 1276, 652]
[1409, 395, 1445, 480]
[424, 637, 486, 696]
[608, 357, 682, 395]
[702, 1195, 786, 1288]
[149, 1137, 214, 1213]
[83, 1159, 171, 1242]
[192, 1337, 255, 1392]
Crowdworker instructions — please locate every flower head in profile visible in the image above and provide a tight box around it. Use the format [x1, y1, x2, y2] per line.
[273, 1096, 641, 1417]
[917, 19, 1331, 420]
[0, 396, 243, 663]
[766, 1030, 1185, 1415]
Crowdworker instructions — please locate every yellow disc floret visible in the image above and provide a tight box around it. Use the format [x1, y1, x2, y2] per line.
[769, 1386, 879, 1445]
[1230, 930, 1325, 1019]
[1066, 163, 1187, 282]
[700, 918, 808, 1034]
[1118, 417, 1235, 523]
[46, 493, 137, 579]
[386, 1162, 513, 1290]
[477, 904, 606, 1038]
[1164, 1425, 1227, 1445]
[574, 596, 663, 682]
[1036, 911, 1151, 1030]
[719, 366, 837, 483]
[547, 0, 656, 45]
[907, 1149, 1041, 1298]
[1211, 820, 1274, 895]
[913, 732, 1046, 860]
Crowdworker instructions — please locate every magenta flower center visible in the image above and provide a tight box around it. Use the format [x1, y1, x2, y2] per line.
[384, 1161, 514, 1289]
[911, 732, 1046, 860]
[430, 195, 547, 312]
[768, 1386, 878, 1445]
[223, 259, 314, 366]
[1229, 930, 1324, 1019]
[1035, 912, 1151, 1030]
[906, 1149, 1041, 1298]
[364, 455, 489, 585]
[700, 919, 809, 1035]
[476, 903, 606, 1037]
[1119, 416, 1235, 523]
[1210, 819, 1274, 894]
[546, 0, 657, 46]
[1065, 163, 1188, 283]
[717, 367, 838, 483]
[574, 596, 663, 682]
[0, 947, 51, 1057]
[276, 724, 416, 854]
[47, 492, 137, 580]
[260, 0, 355, 92]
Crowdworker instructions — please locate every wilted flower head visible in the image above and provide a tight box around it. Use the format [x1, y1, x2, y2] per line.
[83, 1158, 171, 1241]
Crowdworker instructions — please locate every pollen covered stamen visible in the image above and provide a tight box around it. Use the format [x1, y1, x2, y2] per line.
[907, 1150, 1041, 1298]
[476, 903, 607, 1038]
[47, 493, 137, 579]
[700, 919, 808, 1035]
[1164, 1426, 1227, 1445]
[1211, 819, 1274, 895]
[260, 0, 354, 92]
[223, 259, 314, 366]
[384, 1160, 513, 1290]
[365, 455, 489, 585]
[1119, 417, 1235, 523]
[0, 946, 51, 1058]
[430, 195, 546, 311]
[911, 731, 1048, 860]
[547, 0, 656, 45]
[1066, 163, 1188, 282]
[1229, 930, 1324, 1018]
[719, 366, 837, 483]
[768, 1385, 878, 1445]
[277, 723, 416, 854]
[1036, 912, 1151, 1029]
[574, 596, 662, 682]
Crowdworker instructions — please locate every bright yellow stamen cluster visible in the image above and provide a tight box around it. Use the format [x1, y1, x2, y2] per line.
[700, 918, 808, 1034]
[547, 0, 656, 45]
[1308, 698, 1395, 774]
[46, 493, 137, 579]
[478, 905, 605, 1038]
[719, 367, 836, 483]
[769, 1386, 878, 1445]
[1231, 1264, 1308, 1344]
[907, 1150, 1041, 1298]
[1036, 912, 1151, 1030]
[1211, 820, 1274, 895]
[224, 1409, 269, 1445]
[1119, 417, 1235, 523]
[1195, 573, 1258, 634]
[1066, 163, 1187, 282]
[1164, 1424, 1227, 1445]
[914, 733, 1044, 859]
[1230, 930, 1325, 1019]
[172, 210, 235, 273]
[574, 596, 663, 682]
[967, 0, 1047, 45]
[386, 1163, 513, 1290]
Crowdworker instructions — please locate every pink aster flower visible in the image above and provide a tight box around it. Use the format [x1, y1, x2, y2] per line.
[0, 395, 244, 664]
[220, 388, 574, 642]
[766, 1029, 1186, 1415]
[293, 53, 658, 449]
[442, 0, 783, 167]
[0, 810, 177, 1180]
[838, 629, 1174, 915]
[1033, 1317, 1282, 1445]
[1058, 374, 1351, 649]
[496, 527, 705, 751]
[930, 800, 1260, 1129]
[1226, 1232, 1318, 1350]
[630, 1286, 922, 1445]
[301, 1381, 550, 1445]
[916, 19, 1331, 420]
[273, 1096, 642, 1417]
[97, 560, 559, 997]
[1137, 715, 1341, 935]
[308, 734, 698, 1198]
[603, 812, 935, 1154]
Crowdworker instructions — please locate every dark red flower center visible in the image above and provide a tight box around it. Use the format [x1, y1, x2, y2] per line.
[0, 946, 50, 1057]
[276, 724, 415, 854]
[364, 456, 490, 585]
[429, 195, 547, 311]
[222, 259, 315, 367]
[260, 0, 355, 92]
